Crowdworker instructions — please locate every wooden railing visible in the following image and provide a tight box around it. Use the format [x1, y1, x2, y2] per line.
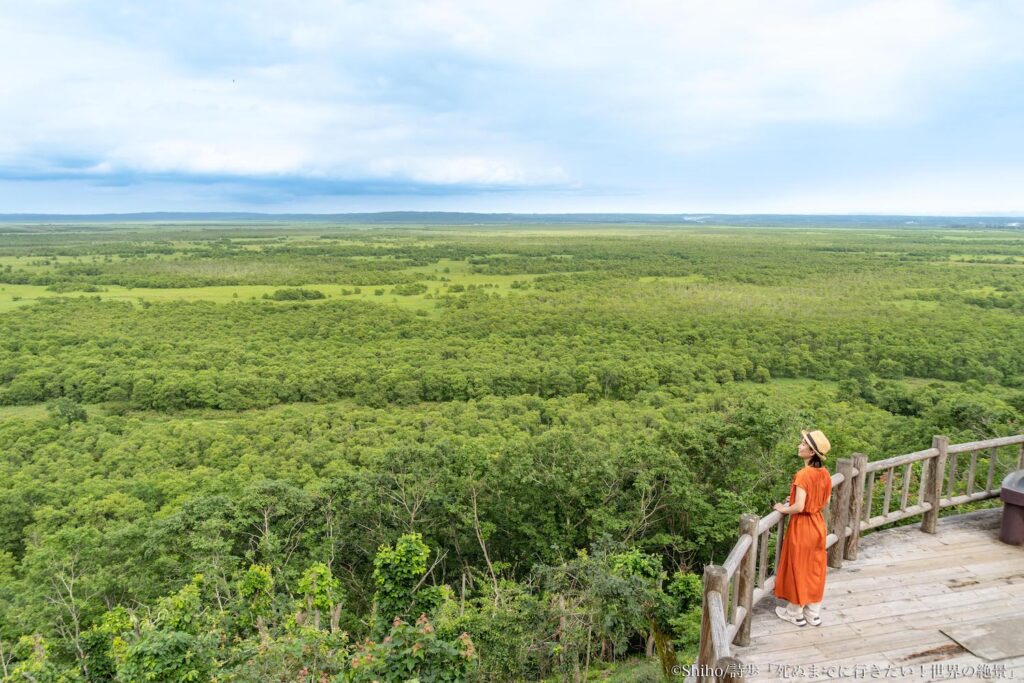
[690, 433, 1024, 682]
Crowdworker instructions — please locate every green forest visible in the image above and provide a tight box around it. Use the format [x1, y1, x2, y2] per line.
[0, 223, 1022, 681]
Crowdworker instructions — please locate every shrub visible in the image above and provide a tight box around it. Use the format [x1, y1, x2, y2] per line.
[262, 288, 326, 301]
[347, 615, 476, 683]
[391, 283, 429, 296]
[46, 397, 88, 425]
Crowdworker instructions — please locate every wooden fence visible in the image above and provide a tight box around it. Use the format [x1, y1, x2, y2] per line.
[690, 433, 1024, 682]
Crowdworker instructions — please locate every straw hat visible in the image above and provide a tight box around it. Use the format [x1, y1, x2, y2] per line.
[801, 429, 831, 460]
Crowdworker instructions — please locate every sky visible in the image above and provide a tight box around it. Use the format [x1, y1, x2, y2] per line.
[2, 0, 1024, 215]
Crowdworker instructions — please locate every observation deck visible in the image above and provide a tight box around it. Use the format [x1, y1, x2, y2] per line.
[689, 435, 1024, 682]
[734, 508, 1022, 681]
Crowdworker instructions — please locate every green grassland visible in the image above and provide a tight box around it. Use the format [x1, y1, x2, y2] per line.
[0, 256, 541, 314]
[0, 222, 1022, 680]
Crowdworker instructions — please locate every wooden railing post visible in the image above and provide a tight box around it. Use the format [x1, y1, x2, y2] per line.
[735, 514, 758, 646]
[698, 565, 728, 681]
[922, 435, 948, 534]
[827, 458, 853, 569]
[1018, 441, 1024, 470]
[845, 453, 867, 560]
[715, 655, 745, 681]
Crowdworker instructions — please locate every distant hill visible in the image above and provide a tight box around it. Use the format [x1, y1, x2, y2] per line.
[0, 211, 1022, 228]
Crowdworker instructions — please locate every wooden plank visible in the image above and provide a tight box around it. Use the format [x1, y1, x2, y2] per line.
[744, 622, 859, 652]
[894, 595, 1024, 628]
[895, 585, 1011, 610]
[939, 490, 998, 508]
[917, 458, 927, 507]
[952, 540, 1019, 563]
[723, 533, 752, 579]
[821, 582, 957, 611]
[878, 634, 973, 666]
[864, 470, 875, 521]
[756, 511, 782, 536]
[828, 458, 853, 568]
[708, 590, 730, 661]
[817, 627, 953, 660]
[985, 446, 997, 493]
[732, 605, 747, 629]
[737, 518, 761, 647]
[890, 518, 998, 539]
[845, 453, 868, 561]
[944, 571, 1024, 593]
[831, 566, 978, 593]
[860, 546, 1010, 571]
[932, 526, 1003, 542]
[837, 571, 966, 595]
[947, 452, 958, 499]
[931, 534, 1003, 550]
[827, 546, 1008, 577]
[757, 529, 769, 589]
[935, 507, 1002, 526]
[829, 586, 1011, 627]
[730, 572, 739, 623]
[947, 433, 1024, 454]
[864, 526, 999, 548]
[700, 565, 728, 669]
[900, 462, 912, 510]
[929, 524, 1002, 539]
[922, 438, 947, 533]
[863, 501, 932, 529]
[966, 451, 977, 496]
[735, 642, 824, 662]
[844, 615, 916, 642]
[881, 466, 894, 517]
[959, 559, 1024, 580]
[774, 517, 787, 577]
[881, 531, 1001, 548]
[736, 514, 758, 646]
[830, 597, 928, 622]
[999, 581, 1024, 597]
[937, 544, 1019, 565]
[865, 447, 938, 471]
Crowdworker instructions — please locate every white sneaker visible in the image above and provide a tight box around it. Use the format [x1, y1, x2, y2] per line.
[805, 602, 822, 626]
[775, 606, 806, 627]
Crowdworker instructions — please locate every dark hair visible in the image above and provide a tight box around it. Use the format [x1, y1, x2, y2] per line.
[809, 454, 824, 468]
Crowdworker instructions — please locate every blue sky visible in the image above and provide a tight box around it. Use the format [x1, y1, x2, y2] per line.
[2, 0, 1023, 214]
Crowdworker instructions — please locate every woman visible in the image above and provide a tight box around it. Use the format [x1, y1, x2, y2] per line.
[772, 429, 833, 627]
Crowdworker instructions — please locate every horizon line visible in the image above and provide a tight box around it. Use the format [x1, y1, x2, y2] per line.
[2, 210, 1023, 222]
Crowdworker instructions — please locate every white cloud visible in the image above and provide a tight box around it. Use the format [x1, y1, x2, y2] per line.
[0, 1, 1022, 211]
[368, 155, 566, 185]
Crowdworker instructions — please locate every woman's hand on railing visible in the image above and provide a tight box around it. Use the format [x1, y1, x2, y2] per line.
[773, 494, 800, 514]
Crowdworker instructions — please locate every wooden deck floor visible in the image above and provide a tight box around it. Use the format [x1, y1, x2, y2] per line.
[732, 508, 1024, 682]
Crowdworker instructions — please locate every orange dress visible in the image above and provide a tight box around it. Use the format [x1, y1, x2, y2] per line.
[774, 465, 833, 605]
